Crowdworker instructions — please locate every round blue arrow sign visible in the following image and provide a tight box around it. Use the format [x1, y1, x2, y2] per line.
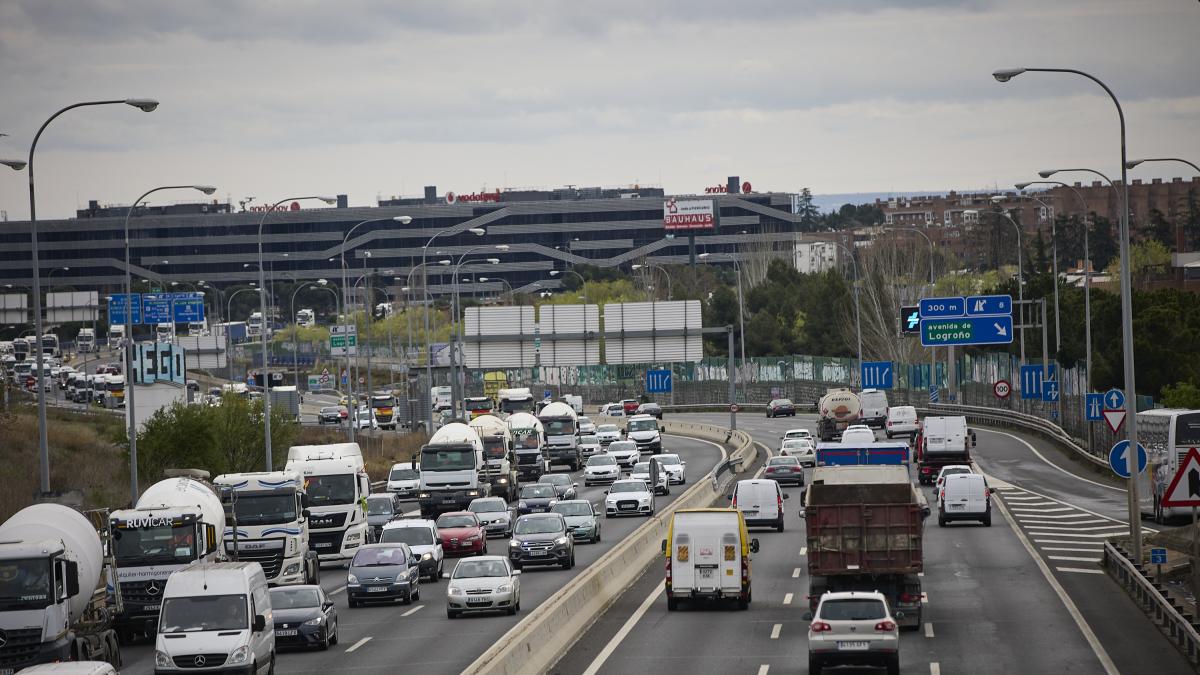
[1108, 440, 1147, 479]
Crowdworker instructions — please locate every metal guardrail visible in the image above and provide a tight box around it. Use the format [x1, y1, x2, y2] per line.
[1103, 541, 1200, 665]
[913, 401, 1106, 468]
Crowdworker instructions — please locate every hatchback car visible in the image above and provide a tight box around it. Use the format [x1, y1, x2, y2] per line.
[469, 496, 515, 538]
[577, 416, 597, 435]
[346, 543, 421, 607]
[386, 461, 421, 499]
[379, 518, 444, 581]
[630, 461, 670, 495]
[578, 433, 602, 458]
[806, 590, 901, 675]
[517, 483, 558, 514]
[446, 556, 522, 618]
[934, 464, 974, 492]
[602, 403, 625, 417]
[605, 479, 655, 518]
[764, 456, 805, 487]
[584, 454, 621, 485]
[270, 584, 338, 650]
[649, 453, 686, 485]
[365, 492, 405, 542]
[781, 428, 813, 443]
[551, 499, 601, 544]
[841, 425, 876, 445]
[318, 406, 345, 425]
[766, 398, 796, 418]
[436, 511, 489, 556]
[509, 513, 575, 570]
[606, 440, 640, 469]
[538, 473, 578, 500]
[595, 424, 622, 446]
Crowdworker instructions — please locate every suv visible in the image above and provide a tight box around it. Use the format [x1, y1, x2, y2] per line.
[625, 414, 663, 453]
[509, 513, 575, 570]
[766, 398, 796, 418]
[379, 519, 444, 581]
[806, 591, 901, 675]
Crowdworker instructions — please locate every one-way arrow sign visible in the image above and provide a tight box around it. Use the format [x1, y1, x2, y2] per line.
[1161, 448, 1200, 507]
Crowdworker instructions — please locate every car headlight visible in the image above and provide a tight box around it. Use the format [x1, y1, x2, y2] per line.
[497, 478, 508, 485]
[346, 532, 361, 541]
[419, 492, 431, 499]
[303, 617, 324, 626]
[229, 645, 250, 664]
[518, 501, 528, 509]
[467, 490, 480, 497]
[509, 539, 521, 548]
[466, 534, 481, 542]
[155, 650, 172, 667]
[449, 586, 465, 596]
[640, 497, 651, 504]
[347, 573, 359, 585]
[283, 563, 300, 575]
[396, 574, 410, 584]
[496, 584, 512, 593]
[554, 536, 568, 545]
[422, 552, 433, 560]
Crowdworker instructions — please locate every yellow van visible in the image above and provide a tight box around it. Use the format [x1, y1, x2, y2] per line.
[661, 508, 759, 611]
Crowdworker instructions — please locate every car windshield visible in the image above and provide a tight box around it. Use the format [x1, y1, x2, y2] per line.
[515, 517, 563, 535]
[579, 417, 592, 426]
[654, 454, 681, 466]
[465, 399, 492, 412]
[773, 399, 792, 406]
[629, 419, 657, 432]
[352, 546, 409, 567]
[597, 425, 618, 433]
[632, 463, 650, 473]
[320, 407, 340, 414]
[420, 446, 477, 471]
[542, 419, 574, 435]
[437, 515, 477, 529]
[160, 594, 247, 633]
[942, 468, 971, 478]
[769, 457, 801, 466]
[366, 498, 395, 516]
[540, 475, 569, 486]
[588, 456, 617, 466]
[380, 527, 434, 546]
[552, 502, 592, 517]
[389, 468, 418, 481]
[520, 485, 555, 499]
[304, 475, 356, 506]
[453, 560, 509, 579]
[819, 599, 887, 621]
[0, 559, 53, 611]
[610, 482, 647, 494]
[609, 442, 636, 453]
[782, 440, 809, 449]
[470, 500, 507, 513]
[269, 587, 320, 609]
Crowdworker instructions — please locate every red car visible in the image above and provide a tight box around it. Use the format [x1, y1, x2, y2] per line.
[621, 399, 640, 415]
[435, 511, 488, 556]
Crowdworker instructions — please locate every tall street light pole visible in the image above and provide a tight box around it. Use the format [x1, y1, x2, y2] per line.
[1017, 193, 1062, 353]
[994, 66, 1142, 560]
[549, 269, 591, 368]
[886, 227, 937, 396]
[25, 97, 158, 495]
[290, 280, 336, 401]
[964, 208, 1024, 364]
[452, 248, 505, 414]
[225, 287, 259, 384]
[423, 228, 485, 430]
[124, 184, 215, 502]
[697, 253, 747, 398]
[632, 263, 673, 300]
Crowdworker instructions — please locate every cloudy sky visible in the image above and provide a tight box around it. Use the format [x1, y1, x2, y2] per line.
[0, 0, 1197, 220]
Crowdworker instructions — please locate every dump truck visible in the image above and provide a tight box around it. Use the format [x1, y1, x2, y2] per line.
[816, 388, 861, 441]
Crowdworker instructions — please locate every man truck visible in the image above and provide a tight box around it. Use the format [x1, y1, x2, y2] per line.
[284, 443, 370, 564]
[214, 470, 320, 587]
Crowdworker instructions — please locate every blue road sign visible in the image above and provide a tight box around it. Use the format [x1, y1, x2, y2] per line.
[543, 389, 552, 400]
[171, 293, 206, 323]
[920, 316, 1014, 347]
[1105, 388, 1126, 410]
[1041, 380, 1060, 403]
[860, 361, 893, 389]
[107, 293, 142, 325]
[646, 369, 673, 393]
[1085, 393, 1104, 421]
[965, 294, 1013, 316]
[1151, 548, 1168, 565]
[919, 296, 965, 319]
[1019, 364, 1058, 399]
[1108, 439, 1148, 479]
[929, 385, 939, 403]
[142, 295, 172, 324]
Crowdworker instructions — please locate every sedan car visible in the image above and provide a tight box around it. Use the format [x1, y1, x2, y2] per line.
[806, 591, 901, 674]
[780, 438, 816, 467]
[346, 543, 421, 607]
[605, 440, 639, 469]
[551, 499, 601, 544]
[584, 454, 621, 485]
[649, 453, 686, 485]
[636, 402, 663, 419]
[269, 585, 338, 650]
[841, 425, 876, 445]
[577, 416, 597, 435]
[782, 428, 813, 443]
[630, 462, 669, 495]
[538, 473, 578, 500]
[317, 406, 345, 425]
[764, 456, 805, 487]
[604, 479, 655, 518]
[601, 403, 625, 417]
[766, 398, 796, 418]
[595, 424, 622, 446]
[446, 556, 522, 618]
[508, 513, 575, 570]
[578, 433, 602, 458]
[468, 496, 514, 538]
[435, 511, 488, 556]
[517, 483, 558, 514]
[365, 492, 405, 542]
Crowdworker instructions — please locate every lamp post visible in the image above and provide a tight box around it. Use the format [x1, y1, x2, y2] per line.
[549, 268, 591, 368]
[290, 280, 337, 403]
[123, 185, 216, 502]
[225, 287, 259, 383]
[697, 253, 747, 397]
[1126, 157, 1200, 175]
[885, 227, 937, 397]
[477, 277, 514, 305]
[632, 263, 673, 300]
[258, 196, 336, 470]
[24, 98, 158, 494]
[964, 207, 1025, 364]
[995, 66, 1142, 560]
[423, 228, 485, 430]
[452, 248, 504, 415]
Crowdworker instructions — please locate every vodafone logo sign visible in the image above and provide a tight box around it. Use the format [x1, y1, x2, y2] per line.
[446, 190, 501, 205]
[445, 191, 457, 204]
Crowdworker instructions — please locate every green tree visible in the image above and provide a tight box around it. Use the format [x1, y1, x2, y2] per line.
[1163, 382, 1200, 409]
[133, 402, 220, 484]
[795, 188, 820, 228]
[1105, 239, 1171, 279]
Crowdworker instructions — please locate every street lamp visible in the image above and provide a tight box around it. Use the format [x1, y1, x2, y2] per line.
[451, 250, 504, 414]
[697, 253, 748, 396]
[25, 97, 158, 495]
[1013, 192, 1063, 353]
[632, 263, 673, 300]
[1126, 157, 1200, 174]
[225, 287, 260, 383]
[291, 279, 338, 411]
[423, 227, 485, 430]
[994, 65, 1143, 558]
[1, 159, 26, 170]
[548, 268, 594, 369]
[885, 227, 937, 396]
[964, 207, 1024, 363]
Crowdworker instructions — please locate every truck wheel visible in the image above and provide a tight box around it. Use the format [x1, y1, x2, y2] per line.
[737, 594, 749, 610]
[938, 515, 946, 527]
[983, 513, 992, 527]
[667, 595, 678, 611]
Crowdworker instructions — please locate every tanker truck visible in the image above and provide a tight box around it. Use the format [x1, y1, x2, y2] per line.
[817, 388, 862, 442]
[469, 414, 519, 502]
[107, 470, 225, 641]
[0, 504, 122, 670]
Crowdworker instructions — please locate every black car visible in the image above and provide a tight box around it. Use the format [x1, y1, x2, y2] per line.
[346, 543, 422, 607]
[635, 402, 663, 419]
[318, 406, 346, 425]
[269, 585, 338, 650]
[517, 484, 557, 514]
[508, 513, 575, 570]
[537, 474, 577, 500]
[767, 398, 796, 418]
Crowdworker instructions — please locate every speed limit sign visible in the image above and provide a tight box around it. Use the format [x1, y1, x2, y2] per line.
[730, 403, 740, 413]
[993, 379, 1012, 399]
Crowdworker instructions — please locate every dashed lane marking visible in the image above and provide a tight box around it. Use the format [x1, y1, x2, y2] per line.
[1009, 507, 1075, 514]
[931, 663, 941, 675]
[783, 593, 794, 605]
[1056, 567, 1106, 575]
[401, 604, 424, 617]
[1042, 547, 1103, 553]
[1006, 512, 1112, 520]
[792, 568, 801, 578]
[1024, 524, 1128, 532]
[1048, 555, 1104, 562]
[770, 623, 782, 639]
[1019, 518, 1108, 526]
[799, 546, 807, 556]
[345, 637, 372, 653]
[924, 622, 935, 638]
[920, 592, 929, 605]
[757, 665, 770, 675]
[1034, 539, 1117, 545]
[329, 585, 346, 596]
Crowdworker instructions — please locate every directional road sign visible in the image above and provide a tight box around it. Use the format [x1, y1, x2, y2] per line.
[1085, 393, 1104, 422]
[929, 384, 939, 403]
[1041, 380, 1060, 403]
[1019, 364, 1057, 400]
[920, 316, 1014, 347]
[1108, 439, 1148, 479]
[965, 295, 1013, 316]
[330, 325, 358, 356]
[142, 295, 173, 324]
[860, 361, 893, 389]
[172, 293, 206, 323]
[900, 305, 920, 335]
[646, 369, 673, 393]
[919, 297, 966, 319]
[1104, 388, 1126, 411]
[1160, 448, 1200, 507]
[107, 293, 142, 325]
[993, 380, 1011, 399]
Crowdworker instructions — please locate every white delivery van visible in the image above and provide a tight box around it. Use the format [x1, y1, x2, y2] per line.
[923, 416, 975, 454]
[155, 561, 275, 674]
[859, 389, 889, 429]
[885, 405, 920, 438]
[662, 508, 759, 611]
[730, 479, 789, 532]
[938, 473, 992, 527]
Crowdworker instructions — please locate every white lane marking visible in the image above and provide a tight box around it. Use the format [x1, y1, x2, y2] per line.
[345, 637, 372, 653]
[1042, 547, 1103, 553]
[1004, 500, 1061, 507]
[783, 593, 794, 605]
[757, 666, 770, 675]
[1034, 539, 1118, 545]
[1057, 567, 1106, 575]
[1048, 555, 1101, 562]
[988, 479, 1158, 534]
[924, 622, 935, 638]
[328, 585, 346, 596]
[401, 604, 424, 617]
[792, 567, 801, 578]
[1024, 525, 1128, 532]
[799, 546, 807, 556]
[992, 495, 1119, 674]
[770, 623, 782, 639]
[752, 441, 773, 479]
[1027, 532, 1131, 539]
[976, 428, 1123, 493]
[1009, 507, 1075, 514]
[581, 585, 663, 675]
[931, 664, 941, 675]
[1017, 518, 1108, 526]
[1006, 512, 1111, 520]
[1003, 494, 1048, 500]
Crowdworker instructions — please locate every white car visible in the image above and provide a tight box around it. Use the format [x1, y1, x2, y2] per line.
[354, 407, 377, 430]
[379, 518, 445, 581]
[630, 462, 670, 495]
[601, 403, 625, 417]
[934, 464, 974, 496]
[649, 453, 686, 484]
[446, 556, 522, 618]
[806, 590, 901, 674]
[781, 428, 813, 444]
[578, 433, 602, 458]
[605, 440, 639, 469]
[578, 416, 597, 435]
[595, 424, 622, 446]
[584, 454, 621, 485]
[605, 479, 655, 518]
[840, 425, 876, 445]
[386, 462, 421, 498]
[780, 438, 816, 467]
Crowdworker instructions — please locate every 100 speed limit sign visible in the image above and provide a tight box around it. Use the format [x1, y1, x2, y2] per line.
[993, 379, 1011, 399]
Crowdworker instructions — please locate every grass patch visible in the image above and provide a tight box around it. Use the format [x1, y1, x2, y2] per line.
[292, 428, 429, 484]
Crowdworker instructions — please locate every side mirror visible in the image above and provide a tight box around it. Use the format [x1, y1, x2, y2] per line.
[803, 611, 814, 621]
[572, 483, 578, 488]
[750, 539, 760, 554]
[783, 493, 790, 500]
[253, 614, 266, 632]
[322, 600, 334, 611]
[797, 509, 807, 518]
[604, 490, 610, 495]
[410, 556, 420, 566]
[302, 509, 312, 520]
[988, 487, 996, 494]
[441, 572, 451, 579]
[727, 494, 734, 501]
[512, 570, 522, 576]
[661, 539, 667, 554]
[64, 559, 80, 598]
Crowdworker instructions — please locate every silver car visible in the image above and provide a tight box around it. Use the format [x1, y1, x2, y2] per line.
[468, 497, 514, 538]
[445, 556, 522, 618]
[805, 591, 901, 675]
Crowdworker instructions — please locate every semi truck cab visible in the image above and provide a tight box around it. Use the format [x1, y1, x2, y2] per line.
[284, 444, 370, 563]
[214, 471, 320, 586]
[417, 423, 489, 517]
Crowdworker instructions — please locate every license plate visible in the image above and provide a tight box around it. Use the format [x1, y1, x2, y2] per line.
[275, 629, 298, 637]
[367, 586, 389, 593]
[443, 497, 457, 503]
[699, 568, 715, 580]
[467, 598, 490, 606]
[949, 503, 964, 510]
[837, 641, 870, 651]
[531, 550, 548, 556]
[744, 510, 758, 516]
[313, 542, 333, 548]
[143, 604, 161, 611]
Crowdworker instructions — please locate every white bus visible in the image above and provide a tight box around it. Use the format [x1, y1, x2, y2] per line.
[1138, 408, 1200, 522]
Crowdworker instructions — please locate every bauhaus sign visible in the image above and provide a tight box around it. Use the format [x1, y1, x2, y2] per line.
[663, 199, 715, 230]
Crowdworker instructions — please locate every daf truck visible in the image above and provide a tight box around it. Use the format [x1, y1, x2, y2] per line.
[284, 443, 370, 563]
[417, 423, 489, 517]
[214, 470, 320, 586]
[538, 401, 581, 470]
[469, 414, 519, 502]
[371, 392, 399, 430]
[507, 412, 549, 480]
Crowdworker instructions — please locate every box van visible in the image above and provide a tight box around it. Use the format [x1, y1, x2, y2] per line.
[859, 389, 889, 428]
[938, 473, 992, 527]
[662, 508, 759, 611]
[885, 406, 919, 439]
[155, 561, 275, 674]
[730, 479, 789, 532]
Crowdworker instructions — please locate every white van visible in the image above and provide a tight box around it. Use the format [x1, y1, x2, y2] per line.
[662, 508, 759, 611]
[730, 479, 789, 532]
[885, 406, 919, 438]
[17, 664, 118, 675]
[859, 389, 889, 428]
[938, 473, 992, 527]
[155, 562, 275, 674]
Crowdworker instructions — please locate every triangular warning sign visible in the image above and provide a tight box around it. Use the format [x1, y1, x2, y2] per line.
[1103, 409, 1126, 434]
[1161, 448, 1200, 508]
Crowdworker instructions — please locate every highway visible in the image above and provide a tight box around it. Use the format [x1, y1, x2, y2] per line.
[118, 432, 727, 675]
[553, 412, 1195, 675]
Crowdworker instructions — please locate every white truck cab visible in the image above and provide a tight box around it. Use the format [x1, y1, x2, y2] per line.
[213, 471, 320, 586]
[417, 423, 489, 518]
[468, 414, 518, 502]
[283, 444, 370, 563]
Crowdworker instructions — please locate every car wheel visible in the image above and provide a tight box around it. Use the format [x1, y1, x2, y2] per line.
[515, 593, 521, 612]
[562, 556, 572, 570]
[809, 655, 822, 674]
[886, 654, 900, 675]
[320, 628, 331, 651]
[513, 561, 522, 572]
[737, 594, 749, 610]
[667, 595, 678, 611]
[447, 608, 458, 619]
[983, 513, 992, 527]
[348, 599, 359, 608]
[776, 519, 785, 533]
[886, 431, 893, 439]
[938, 515, 946, 527]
